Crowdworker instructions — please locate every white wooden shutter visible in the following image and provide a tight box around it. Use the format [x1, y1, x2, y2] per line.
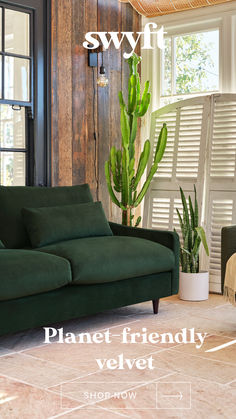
[205, 94, 236, 292]
[143, 95, 211, 230]
[144, 93, 236, 293]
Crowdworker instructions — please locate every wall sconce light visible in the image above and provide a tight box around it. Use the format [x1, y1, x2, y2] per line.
[97, 50, 109, 88]
[88, 46, 108, 88]
[88, 48, 98, 67]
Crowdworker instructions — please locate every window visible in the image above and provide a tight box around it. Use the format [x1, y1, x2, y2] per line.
[142, 2, 236, 112]
[0, 0, 49, 187]
[161, 30, 220, 106]
[0, 4, 31, 186]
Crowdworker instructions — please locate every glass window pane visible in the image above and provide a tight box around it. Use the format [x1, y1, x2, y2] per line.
[175, 30, 219, 94]
[5, 56, 30, 101]
[0, 151, 25, 185]
[0, 105, 25, 148]
[0, 9, 2, 52]
[162, 37, 172, 96]
[5, 9, 29, 56]
[0, 55, 2, 98]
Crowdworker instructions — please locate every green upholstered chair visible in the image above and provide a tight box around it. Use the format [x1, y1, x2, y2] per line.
[221, 225, 236, 294]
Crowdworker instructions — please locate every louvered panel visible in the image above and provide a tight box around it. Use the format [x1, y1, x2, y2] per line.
[144, 96, 209, 232]
[152, 111, 176, 178]
[149, 190, 185, 231]
[208, 197, 234, 293]
[151, 197, 171, 230]
[176, 105, 203, 179]
[149, 189, 196, 233]
[204, 95, 236, 292]
[210, 100, 236, 179]
[209, 199, 233, 279]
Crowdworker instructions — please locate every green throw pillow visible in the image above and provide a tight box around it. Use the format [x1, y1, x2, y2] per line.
[22, 201, 113, 248]
[0, 240, 5, 249]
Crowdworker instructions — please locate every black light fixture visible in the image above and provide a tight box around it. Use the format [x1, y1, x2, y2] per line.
[88, 47, 98, 67]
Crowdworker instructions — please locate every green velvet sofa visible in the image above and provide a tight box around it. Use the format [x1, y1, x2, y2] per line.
[0, 184, 179, 336]
[221, 225, 236, 294]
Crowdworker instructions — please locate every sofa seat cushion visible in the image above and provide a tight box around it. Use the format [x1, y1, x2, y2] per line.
[39, 236, 175, 285]
[0, 250, 72, 301]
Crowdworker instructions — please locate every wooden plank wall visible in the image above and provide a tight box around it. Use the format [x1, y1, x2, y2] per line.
[51, 0, 140, 220]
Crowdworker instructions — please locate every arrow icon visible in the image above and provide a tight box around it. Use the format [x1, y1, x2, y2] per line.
[205, 339, 236, 352]
[161, 392, 183, 401]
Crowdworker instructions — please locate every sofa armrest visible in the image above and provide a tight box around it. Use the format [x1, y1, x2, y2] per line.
[221, 225, 236, 294]
[109, 222, 180, 295]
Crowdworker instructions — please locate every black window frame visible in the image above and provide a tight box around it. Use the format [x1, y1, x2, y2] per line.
[0, 0, 51, 186]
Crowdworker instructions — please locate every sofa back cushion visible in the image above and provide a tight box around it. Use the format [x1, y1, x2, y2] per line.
[0, 184, 93, 248]
[22, 201, 113, 248]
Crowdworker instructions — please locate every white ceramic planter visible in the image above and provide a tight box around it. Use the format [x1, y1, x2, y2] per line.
[179, 271, 209, 301]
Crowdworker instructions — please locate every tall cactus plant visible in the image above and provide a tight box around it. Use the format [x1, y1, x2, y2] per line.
[105, 53, 167, 226]
[176, 186, 209, 273]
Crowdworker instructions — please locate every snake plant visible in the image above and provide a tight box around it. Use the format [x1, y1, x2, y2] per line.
[105, 53, 167, 227]
[176, 186, 209, 273]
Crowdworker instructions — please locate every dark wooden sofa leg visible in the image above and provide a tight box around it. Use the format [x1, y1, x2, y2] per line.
[152, 299, 159, 314]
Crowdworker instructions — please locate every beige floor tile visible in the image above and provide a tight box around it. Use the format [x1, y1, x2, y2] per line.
[147, 302, 190, 321]
[24, 340, 160, 379]
[59, 406, 130, 418]
[98, 372, 236, 418]
[228, 380, 236, 388]
[0, 375, 80, 419]
[0, 346, 15, 357]
[162, 294, 229, 317]
[97, 410, 175, 419]
[196, 303, 236, 324]
[163, 293, 225, 307]
[149, 348, 236, 384]
[173, 334, 236, 365]
[49, 367, 173, 404]
[0, 353, 81, 388]
[160, 313, 236, 338]
[157, 373, 236, 418]
[96, 382, 160, 412]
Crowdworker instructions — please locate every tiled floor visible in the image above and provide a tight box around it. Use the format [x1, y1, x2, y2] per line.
[0, 294, 236, 418]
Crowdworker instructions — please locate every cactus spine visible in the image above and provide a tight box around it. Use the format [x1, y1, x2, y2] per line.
[105, 53, 167, 227]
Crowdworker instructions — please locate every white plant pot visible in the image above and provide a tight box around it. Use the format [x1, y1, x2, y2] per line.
[179, 271, 209, 301]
